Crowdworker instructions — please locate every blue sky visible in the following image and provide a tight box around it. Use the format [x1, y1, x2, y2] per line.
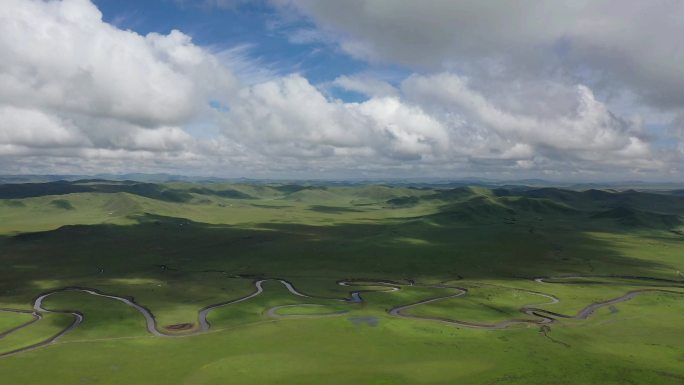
[93, 0, 374, 91]
[1, 0, 683, 180]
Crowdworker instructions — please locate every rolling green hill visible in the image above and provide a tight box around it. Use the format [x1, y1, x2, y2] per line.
[1, 180, 683, 385]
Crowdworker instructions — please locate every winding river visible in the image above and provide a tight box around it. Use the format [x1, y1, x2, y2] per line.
[1, 275, 682, 358]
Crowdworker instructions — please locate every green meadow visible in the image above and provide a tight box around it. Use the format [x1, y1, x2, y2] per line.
[0, 180, 683, 384]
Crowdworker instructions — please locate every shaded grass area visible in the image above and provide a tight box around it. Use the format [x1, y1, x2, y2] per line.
[42, 292, 149, 340]
[0, 312, 73, 354]
[402, 285, 544, 323]
[206, 281, 334, 327]
[273, 304, 349, 316]
[85, 273, 257, 328]
[0, 312, 34, 332]
[1, 213, 678, 294]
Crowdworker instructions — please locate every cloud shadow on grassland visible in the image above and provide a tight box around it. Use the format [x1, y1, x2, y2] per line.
[0, 211, 679, 305]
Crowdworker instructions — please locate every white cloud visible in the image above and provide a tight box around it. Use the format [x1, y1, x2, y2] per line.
[215, 44, 281, 85]
[402, 74, 649, 158]
[222, 74, 450, 162]
[282, 1, 684, 113]
[0, 106, 87, 148]
[225, 75, 366, 150]
[357, 97, 448, 160]
[332, 75, 398, 98]
[0, 0, 677, 180]
[217, 72, 656, 174]
[0, 0, 235, 132]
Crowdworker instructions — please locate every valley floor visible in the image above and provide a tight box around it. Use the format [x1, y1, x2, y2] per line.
[1, 181, 683, 384]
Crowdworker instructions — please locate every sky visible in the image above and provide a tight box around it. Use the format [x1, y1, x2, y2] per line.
[1, 0, 683, 181]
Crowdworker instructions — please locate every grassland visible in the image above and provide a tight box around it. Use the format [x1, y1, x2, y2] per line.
[0, 180, 683, 384]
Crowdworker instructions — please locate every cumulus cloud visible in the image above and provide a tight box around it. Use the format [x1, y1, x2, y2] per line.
[332, 75, 398, 98]
[281, 0, 684, 113]
[0, 0, 235, 161]
[0, 106, 87, 149]
[402, 74, 649, 158]
[218, 72, 656, 174]
[222, 74, 447, 161]
[0, 0, 677, 179]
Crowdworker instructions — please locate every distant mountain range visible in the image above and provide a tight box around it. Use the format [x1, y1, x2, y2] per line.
[1, 173, 684, 190]
[1, 179, 683, 232]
